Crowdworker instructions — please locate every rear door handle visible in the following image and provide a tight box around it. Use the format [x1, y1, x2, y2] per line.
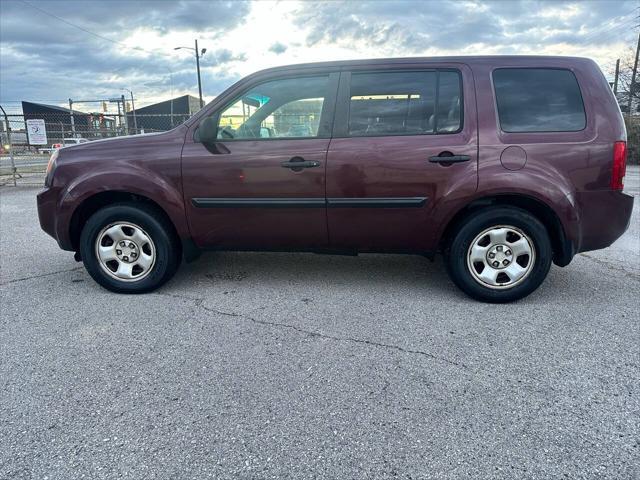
[281, 157, 321, 170]
[428, 154, 471, 163]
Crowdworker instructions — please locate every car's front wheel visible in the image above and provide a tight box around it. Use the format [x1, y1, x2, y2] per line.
[446, 207, 552, 303]
[79, 203, 181, 293]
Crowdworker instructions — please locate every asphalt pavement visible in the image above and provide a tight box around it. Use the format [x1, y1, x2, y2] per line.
[1, 168, 639, 479]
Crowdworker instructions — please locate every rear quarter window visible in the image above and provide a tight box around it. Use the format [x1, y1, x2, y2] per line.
[492, 68, 586, 133]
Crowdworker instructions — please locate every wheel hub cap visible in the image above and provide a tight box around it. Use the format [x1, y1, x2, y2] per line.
[115, 240, 139, 263]
[486, 244, 512, 269]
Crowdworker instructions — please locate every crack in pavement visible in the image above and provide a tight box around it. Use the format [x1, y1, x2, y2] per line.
[154, 291, 468, 369]
[578, 252, 640, 281]
[0, 266, 84, 286]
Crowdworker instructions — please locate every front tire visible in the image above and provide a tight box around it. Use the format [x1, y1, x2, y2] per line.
[446, 207, 552, 303]
[79, 203, 181, 293]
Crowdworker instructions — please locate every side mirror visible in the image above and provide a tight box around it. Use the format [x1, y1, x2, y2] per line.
[198, 116, 218, 144]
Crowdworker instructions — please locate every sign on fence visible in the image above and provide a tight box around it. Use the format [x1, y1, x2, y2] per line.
[26, 119, 47, 145]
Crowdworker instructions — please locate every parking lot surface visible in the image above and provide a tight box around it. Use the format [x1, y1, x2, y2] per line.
[1, 168, 639, 479]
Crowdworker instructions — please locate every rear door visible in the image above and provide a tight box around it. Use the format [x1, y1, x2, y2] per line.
[326, 64, 478, 252]
[181, 73, 339, 250]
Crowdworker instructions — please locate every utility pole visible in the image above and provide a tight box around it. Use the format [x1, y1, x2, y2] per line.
[613, 58, 620, 95]
[627, 32, 640, 117]
[68, 98, 76, 137]
[195, 39, 204, 108]
[123, 89, 137, 134]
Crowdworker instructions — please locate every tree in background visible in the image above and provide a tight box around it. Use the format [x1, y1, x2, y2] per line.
[610, 49, 639, 115]
[610, 48, 640, 163]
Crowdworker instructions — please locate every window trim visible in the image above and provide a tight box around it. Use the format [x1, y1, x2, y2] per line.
[333, 68, 464, 139]
[491, 67, 587, 134]
[197, 72, 340, 143]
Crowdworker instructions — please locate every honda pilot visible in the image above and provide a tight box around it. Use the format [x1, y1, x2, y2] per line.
[37, 56, 634, 302]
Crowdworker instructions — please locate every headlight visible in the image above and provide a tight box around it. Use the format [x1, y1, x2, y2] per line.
[44, 150, 59, 186]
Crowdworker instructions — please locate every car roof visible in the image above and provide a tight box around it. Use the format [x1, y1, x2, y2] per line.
[251, 55, 594, 76]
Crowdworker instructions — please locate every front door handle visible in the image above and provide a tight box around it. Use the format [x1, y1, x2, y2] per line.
[428, 153, 471, 164]
[281, 157, 321, 170]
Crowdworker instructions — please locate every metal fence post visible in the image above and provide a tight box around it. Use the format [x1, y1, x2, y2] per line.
[0, 105, 17, 186]
[69, 98, 76, 137]
[121, 94, 129, 134]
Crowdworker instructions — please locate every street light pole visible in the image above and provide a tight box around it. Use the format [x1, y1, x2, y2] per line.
[175, 41, 207, 109]
[195, 39, 204, 108]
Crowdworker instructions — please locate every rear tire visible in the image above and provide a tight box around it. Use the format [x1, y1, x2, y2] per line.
[446, 207, 552, 303]
[79, 203, 181, 293]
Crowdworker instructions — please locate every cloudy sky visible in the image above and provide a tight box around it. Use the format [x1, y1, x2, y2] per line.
[0, 0, 638, 111]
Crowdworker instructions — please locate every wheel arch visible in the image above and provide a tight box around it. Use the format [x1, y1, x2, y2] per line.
[439, 194, 575, 267]
[68, 191, 182, 253]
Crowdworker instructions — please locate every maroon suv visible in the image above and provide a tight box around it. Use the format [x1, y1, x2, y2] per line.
[37, 56, 633, 302]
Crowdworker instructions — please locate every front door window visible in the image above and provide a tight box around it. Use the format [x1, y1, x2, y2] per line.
[216, 76, 330, 140]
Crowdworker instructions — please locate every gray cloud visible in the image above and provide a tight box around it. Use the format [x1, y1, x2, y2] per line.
[269, 42, 288, 55]
[0, 0, 251, 104]
[291, 0, 639, 53]
[1, 0, 637, 107]
[1, 1, 251, 45]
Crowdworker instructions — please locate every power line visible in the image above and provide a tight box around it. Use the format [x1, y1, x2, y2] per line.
[579, 17, 639, 48]
[18, 0, 172, 58]
[576, 8, 638, 41]
[578, 10, 639, 44]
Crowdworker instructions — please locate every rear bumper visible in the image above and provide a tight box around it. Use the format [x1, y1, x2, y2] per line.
[576, 190, 634, 253]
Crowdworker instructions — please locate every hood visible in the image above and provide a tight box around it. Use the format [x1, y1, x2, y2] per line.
[53, 125, 189, 169]
[59, 130, 173, 153]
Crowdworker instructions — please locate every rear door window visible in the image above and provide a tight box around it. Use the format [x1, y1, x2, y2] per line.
[492, 68, 586, 133]
[347, 70, 462, 136]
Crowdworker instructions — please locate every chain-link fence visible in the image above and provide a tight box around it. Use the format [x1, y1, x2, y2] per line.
[0, 109, 192, 186]
[2, 107, 639, 187]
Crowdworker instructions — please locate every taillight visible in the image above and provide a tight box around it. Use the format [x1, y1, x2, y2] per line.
[610, 141, 627, 191]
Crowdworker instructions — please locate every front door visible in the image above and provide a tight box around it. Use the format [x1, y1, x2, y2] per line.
[326, 65, 478, 252]
[182, 73, 338, 250]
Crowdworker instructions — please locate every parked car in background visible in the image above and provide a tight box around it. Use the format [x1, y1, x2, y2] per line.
[37, 56, 633, 302]
[40, 137, 89, 154]
[57, 137, 90, 148]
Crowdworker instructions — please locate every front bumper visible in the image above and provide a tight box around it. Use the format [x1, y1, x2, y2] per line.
[37, 187, 57, 240]
[37, 186, 73, 250]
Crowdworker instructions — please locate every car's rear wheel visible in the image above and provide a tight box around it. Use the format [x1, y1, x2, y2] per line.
[446, 207, 552, 303]
[79, 203, 180, 293]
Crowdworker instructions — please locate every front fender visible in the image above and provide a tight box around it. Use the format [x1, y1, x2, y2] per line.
[54, 165, 189, 250]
